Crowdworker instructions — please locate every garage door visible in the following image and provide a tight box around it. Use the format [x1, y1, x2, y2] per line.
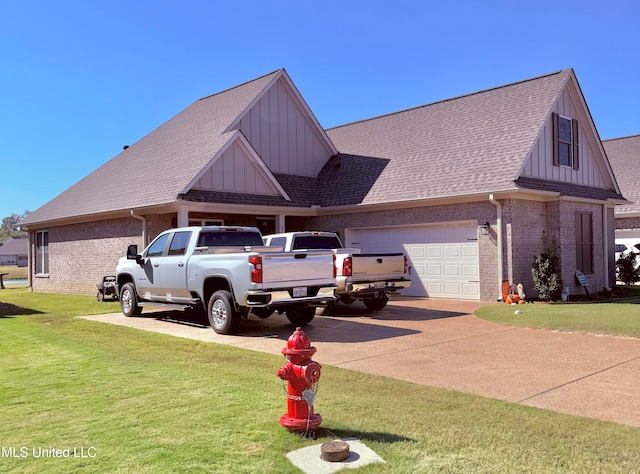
[348, 224, 480, 299]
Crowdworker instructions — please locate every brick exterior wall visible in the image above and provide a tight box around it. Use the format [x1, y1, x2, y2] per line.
[30, 217, 148, 296]
[28, 200, 617, 301]
[302, 198, 615, 301]
[616, 216, 640, 231]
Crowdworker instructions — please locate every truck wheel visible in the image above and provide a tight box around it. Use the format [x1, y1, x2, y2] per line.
[208, 290, 240, 334]
[252, 307, 274, 319]
[363, 295, 389, 311]
[286, 306, 316, 326]
[120, 282, 142, 317]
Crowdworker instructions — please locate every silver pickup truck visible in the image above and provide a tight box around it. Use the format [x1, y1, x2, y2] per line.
[115, 226, 336, 334]
[264, 231, 410, 310]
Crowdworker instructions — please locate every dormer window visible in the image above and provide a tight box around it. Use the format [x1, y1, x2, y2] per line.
[552, 112, 579, 169]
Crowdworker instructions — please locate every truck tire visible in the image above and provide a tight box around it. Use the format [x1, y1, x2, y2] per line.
[286, 306, 316, 326]
[208, 290, 240, 334]
[120, 282, 142, 317]
[363, 295, 389, 311]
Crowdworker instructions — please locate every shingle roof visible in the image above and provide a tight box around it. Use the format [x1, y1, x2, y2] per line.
[179, 174, 318, 208]
[22, 70, 282, 225]
[323, 70, 574, 205]
[0, 237, 28, 256]
[514, 176, 624, 201]
[603, 135, 640, 214]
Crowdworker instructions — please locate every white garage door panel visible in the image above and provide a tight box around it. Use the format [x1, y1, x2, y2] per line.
[349, 225, 479, 300]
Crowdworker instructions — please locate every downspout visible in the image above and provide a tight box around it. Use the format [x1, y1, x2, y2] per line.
[130, 210, 147, 246]
[27, 230, 33, 291]
[603, 204, 609, 290]
[489, 194, 503, 301]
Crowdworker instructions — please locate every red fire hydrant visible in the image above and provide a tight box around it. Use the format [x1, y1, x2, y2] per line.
[276, 327, 322, 431]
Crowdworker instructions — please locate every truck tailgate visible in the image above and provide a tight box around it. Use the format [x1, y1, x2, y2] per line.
[262, 251, 334, 285]
[351, 253, 405, 280]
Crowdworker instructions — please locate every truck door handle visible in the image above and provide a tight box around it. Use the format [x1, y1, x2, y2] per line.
[153, 263, 159, 267]
[178, 262, 184, 267]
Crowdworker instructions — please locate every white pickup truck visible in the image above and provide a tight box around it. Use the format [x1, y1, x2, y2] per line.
[115, 226, 336, 334]
[264, 231, 410, 310]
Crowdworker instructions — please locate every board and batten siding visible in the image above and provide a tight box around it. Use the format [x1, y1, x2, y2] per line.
[520, 82, 612, 189]
[236, 77, 333, 177]
[191, 140, 280, 195]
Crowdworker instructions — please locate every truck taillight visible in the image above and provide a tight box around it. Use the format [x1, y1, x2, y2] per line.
[333, 254, 337, 278]
[250, 255, 262, 283]
[404, 255, 408, 274]
[342, 256, 352, 276]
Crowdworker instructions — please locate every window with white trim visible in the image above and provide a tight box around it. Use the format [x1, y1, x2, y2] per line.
[553, 112, 579, 169]
[35, 231, 49, 275]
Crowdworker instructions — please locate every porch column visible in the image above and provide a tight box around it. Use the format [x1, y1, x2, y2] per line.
[275, 214, 286, 233]
[177, 208, 189, 228]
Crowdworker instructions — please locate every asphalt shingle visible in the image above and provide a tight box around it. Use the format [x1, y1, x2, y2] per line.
[603, 135, 640, 214]
[324, 70, 574, 205]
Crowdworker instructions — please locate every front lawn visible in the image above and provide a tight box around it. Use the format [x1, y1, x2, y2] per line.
[2, 288, 640, 473]
[475, 290, 640, 338]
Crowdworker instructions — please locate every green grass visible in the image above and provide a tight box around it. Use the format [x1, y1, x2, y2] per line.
[476, 290, 640, 338]
[2, 288, 640, 473]
[0, 265, 27, 281]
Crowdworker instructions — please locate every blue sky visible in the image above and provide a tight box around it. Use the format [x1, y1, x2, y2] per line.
[1, 0, 638, 222]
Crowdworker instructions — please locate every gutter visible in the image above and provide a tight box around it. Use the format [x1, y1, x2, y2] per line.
[130, 210, 147, 246]
[489, 194, 504, 301]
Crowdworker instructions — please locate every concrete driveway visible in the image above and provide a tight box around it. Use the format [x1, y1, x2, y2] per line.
[82, 297, 640, 428]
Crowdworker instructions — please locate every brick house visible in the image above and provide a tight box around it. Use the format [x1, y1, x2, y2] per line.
[603, 135, 640, 252]
[21, 68, 625, 300]
[0, 237, 28, 266]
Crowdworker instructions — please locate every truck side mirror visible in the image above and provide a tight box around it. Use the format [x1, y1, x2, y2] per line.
[127, 244, 143, 264]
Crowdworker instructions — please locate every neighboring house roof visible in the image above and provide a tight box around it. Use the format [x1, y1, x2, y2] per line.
[603, 135, 640, 216]
[324, 69, 621, 206]
[0, 237, 28, 256]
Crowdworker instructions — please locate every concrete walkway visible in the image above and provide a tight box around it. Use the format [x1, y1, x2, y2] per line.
[81, 297, 640, 428]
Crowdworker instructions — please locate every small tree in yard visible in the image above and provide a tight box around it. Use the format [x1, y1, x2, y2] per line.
[616, 251, 640, 288]
[532, 232, 563, 301]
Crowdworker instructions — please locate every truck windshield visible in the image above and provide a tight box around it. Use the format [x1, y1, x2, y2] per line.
[292, 235, 342, 250]
[198, 231, 264, 247]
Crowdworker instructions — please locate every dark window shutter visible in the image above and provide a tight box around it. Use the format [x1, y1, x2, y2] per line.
[552, 113, 560, 166]
[575, 212, 593, 274]
[572, 118, 580, 170]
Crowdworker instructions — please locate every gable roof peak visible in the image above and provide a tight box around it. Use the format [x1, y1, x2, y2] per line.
[197, 68, 284, 103]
